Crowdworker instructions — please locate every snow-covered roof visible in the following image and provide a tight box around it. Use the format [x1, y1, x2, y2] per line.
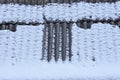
[0, 0, 118, 5]
[0, 1, 120, 79]
[0, 1, 119, 32]
[0, 1, 120, 24]
[0, 23, 120, 80]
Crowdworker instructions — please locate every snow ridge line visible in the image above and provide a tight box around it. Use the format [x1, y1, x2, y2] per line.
[0, 0, 118, 5]
[0, 1, 120, 24]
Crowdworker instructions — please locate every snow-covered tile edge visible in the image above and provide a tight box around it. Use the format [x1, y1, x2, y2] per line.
[0, 1, 120, 23]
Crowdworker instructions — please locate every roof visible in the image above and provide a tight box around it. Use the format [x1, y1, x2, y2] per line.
[0, 0, 120, 32]
[0, 0, 118, 5]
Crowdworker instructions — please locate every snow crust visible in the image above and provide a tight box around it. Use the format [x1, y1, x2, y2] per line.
[0, 1, 120, 23]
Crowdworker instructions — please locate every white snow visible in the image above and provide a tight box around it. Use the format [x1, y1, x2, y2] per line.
[0, 62, 120, 80]
[72, 23, 120, 65]
[0, 4, 44, 23]
[0, 1, 120, 79]
[0, 25, 44, 65]
[0, 1, 120, 23]
[0, 23, 120, 79]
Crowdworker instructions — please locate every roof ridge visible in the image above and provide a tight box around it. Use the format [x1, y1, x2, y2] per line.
[0, 0, 119, 5]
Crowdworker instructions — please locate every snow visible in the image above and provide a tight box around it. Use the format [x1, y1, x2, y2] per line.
[0, 62, 120, 80]
[0, 25, 44, 65]
[72, 23, 120, 65]
[0, 4, 43, 23]
[0, 1, 120, 23]
[0, 1, 120, 80]
[0, 23, 120, 79]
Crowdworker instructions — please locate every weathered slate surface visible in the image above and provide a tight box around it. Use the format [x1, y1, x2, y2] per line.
[0, 0, 118, 5]
[0, 24, 17, 32]
[41, 24, 48, 60]
[47, 23, 53, 62]
[0, 18, 120, 32]
[0, 22, 39, 32]
[41, 22, 72, 62]
[76, 18, 120, 29]
[54, 23, 60, 61]
[61, 22, 67, 61]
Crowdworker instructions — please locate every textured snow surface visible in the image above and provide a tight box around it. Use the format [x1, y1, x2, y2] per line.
[0, 24, 120, 79]
[0, 1, 120, 80]
[0, 1, 120, 23]
[0, 25, 44, 65]
[72, 23, 120, 64]
[0, 4, 43, 23]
